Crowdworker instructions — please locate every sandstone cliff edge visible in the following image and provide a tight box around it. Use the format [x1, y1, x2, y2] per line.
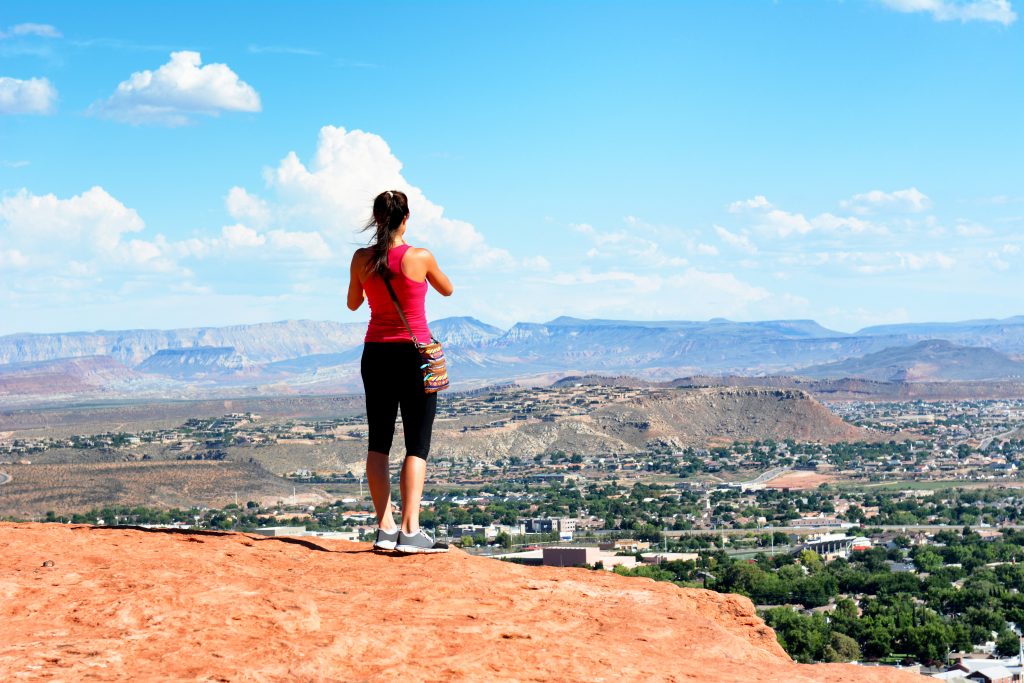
[0, 523, 925, 682]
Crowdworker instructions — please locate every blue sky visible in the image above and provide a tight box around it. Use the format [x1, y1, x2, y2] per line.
[0, 0, 1021, 335]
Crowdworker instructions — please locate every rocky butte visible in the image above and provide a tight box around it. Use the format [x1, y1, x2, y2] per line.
[0, 524, 925, 682]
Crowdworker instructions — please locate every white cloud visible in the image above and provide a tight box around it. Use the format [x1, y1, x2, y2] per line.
[728, 195, 887, 237]
[226, 186, 271, 228]
[986, 250, 1011, 270]
[221, 223, 266, 248]
[714, 225, 759, 254]
[840, 187, 931, 214]
[728, 195, 772, 213]
[551, 269, 662, 292]
[697, 243, 719, 256]
[91, 51, 261, 125]
[0, 76, 56, 115]
[666, 269, 769, 306]
[0, 248, 28, 267]
[0, 186, 144, 250]
[572, 216, 695, 268]
[879, 0, 1017, 25]
[522, 255, 551, 270]
[780, 250, 956, 273]
[954, 221, 992, 237]
[543, 266, 770, 314]
[266, 229, 333, 260]
[1002, 244, 1021, 254]
[238, 124, 518, 269]
[167, 221, 333, 263]
[0, 186, 194, 284]
[0, 23, 62, 39]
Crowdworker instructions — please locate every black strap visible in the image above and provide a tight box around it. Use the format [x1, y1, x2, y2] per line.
[381, 275, 420, 345]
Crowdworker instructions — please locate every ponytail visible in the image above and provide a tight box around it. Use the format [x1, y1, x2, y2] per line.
[362, 190, 409, 278]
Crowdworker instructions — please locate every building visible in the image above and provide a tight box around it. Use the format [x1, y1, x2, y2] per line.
[541, 547, 638, 570]
[800, 534, 871, 561]
[640, 552, 699, 564]
[449, 524, 499, 541]
[520, 517, 576, 535]
[791, 515, 846, 528]
[599, 539, 651, 553]
[543, 546, 600, 567]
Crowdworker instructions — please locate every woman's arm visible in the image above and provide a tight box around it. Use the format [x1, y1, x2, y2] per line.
[347, 249, 369, 311]
[422, 249, 454, 296]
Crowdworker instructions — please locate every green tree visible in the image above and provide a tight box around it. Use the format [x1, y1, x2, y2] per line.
[996, 630, 1021, 657]
[799, 549, 823, 572]
[823, 632, 861, 663]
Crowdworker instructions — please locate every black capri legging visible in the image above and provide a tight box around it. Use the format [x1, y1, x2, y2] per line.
[361, 342, 437, 460]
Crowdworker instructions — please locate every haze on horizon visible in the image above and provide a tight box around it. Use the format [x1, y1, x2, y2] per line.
[0, 1, 1021, 337]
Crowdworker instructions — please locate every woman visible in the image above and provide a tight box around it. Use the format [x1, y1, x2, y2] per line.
[347, 189, 454, 554]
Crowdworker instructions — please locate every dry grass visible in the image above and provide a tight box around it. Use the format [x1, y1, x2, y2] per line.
[764, 470, 836, 490]
[0, 460, 328, 518]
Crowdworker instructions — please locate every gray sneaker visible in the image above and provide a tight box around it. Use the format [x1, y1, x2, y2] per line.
[395, 529, 449, 554]
[373, 527, 400, 551]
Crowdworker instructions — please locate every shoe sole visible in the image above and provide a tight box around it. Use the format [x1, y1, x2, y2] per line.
[394, 544, 449, 554]
[373, 541, 398, 551]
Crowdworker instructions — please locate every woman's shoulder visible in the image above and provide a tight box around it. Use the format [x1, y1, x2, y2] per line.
[403, 246, 436, 262]
[351, 247, 373, 263]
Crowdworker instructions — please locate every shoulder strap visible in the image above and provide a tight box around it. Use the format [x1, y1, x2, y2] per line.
[381, 275, 420, 345]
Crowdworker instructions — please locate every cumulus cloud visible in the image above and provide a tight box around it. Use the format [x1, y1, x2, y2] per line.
[0, 23, 62, 39]
[0, 186, 189, 281]
[0, 76, 56, 115]
[0, 186, 144, 250]
[225, 187, 271, 228]
[879, 0, 1017, 25]
[90, 51, 261, 125]
[235, 125, 524, 269]
[840, 187, 931, 214]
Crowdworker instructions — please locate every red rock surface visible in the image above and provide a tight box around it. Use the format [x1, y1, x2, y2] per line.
[0, 523, 925, 682]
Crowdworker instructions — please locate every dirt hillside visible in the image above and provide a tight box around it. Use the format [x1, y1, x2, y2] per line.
[0, 523, 924, 682]
[435, 386, 879, 459]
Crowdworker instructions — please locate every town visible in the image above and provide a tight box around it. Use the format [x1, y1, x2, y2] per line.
[4, 388, 1024, 678]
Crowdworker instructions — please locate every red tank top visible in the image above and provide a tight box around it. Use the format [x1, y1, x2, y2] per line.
[363, 244, 432, 343]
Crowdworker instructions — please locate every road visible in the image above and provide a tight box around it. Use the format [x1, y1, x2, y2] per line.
[979, 427, 1022, 451]
[735, 467, 789, 488]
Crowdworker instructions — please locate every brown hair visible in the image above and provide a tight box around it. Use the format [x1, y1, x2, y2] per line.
[362, 190, 409, 278]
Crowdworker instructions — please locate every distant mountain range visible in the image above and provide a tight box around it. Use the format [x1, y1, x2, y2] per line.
[794, 339, 1024, 382]
[2, 314, 1024, 403]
